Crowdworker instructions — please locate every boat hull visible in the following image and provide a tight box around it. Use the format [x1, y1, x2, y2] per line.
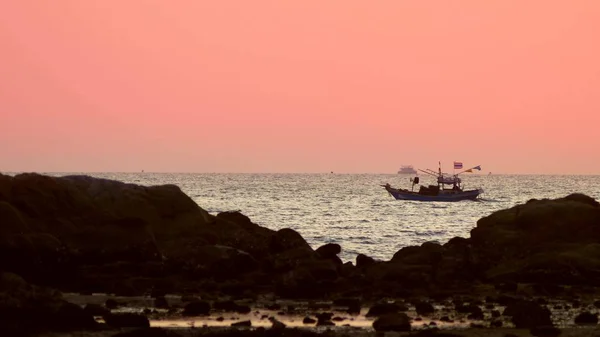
[385, 187, 482, 202]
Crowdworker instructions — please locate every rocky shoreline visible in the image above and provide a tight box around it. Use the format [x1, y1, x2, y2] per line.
[2, 173, 600, 336]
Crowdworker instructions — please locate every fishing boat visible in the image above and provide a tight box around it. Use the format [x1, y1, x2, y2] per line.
[382, 163, 483, 202]
[397, 165, 418, 174]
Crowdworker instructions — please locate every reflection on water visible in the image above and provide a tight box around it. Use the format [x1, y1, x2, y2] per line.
[38, 172, 600, 262]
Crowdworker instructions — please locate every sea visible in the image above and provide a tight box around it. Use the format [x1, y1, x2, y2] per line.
[30, 173, 600, 263]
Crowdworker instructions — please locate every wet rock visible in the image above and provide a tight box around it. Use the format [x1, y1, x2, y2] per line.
[574, 312, 598, 325]
[182, 301, 211, 316]
[372, 313, 411, 332]
[104, 313, 150, 328]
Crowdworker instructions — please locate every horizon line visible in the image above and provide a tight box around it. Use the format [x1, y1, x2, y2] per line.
[2, 171, 599, 176]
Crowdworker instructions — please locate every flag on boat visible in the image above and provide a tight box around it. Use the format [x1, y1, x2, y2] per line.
[454, 161, 463, 169]
[473, 165, 482, 171]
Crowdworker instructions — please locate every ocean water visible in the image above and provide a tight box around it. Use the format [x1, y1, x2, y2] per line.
[36, 173, 600, 262]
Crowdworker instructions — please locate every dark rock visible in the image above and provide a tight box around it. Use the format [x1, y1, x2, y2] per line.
[414, 301, 435, 316]
[269, 228, 311, 254]
[316, 320, 335, 326]
[266, 303, 281, 310]
[104, 313, 150, 328]
[366, 303, 408, 317]
[316, 243, 341, 258]
[490, 320, 503, 328]
[0, 273, 97, 333]
[356, 253, 376, 268]
[333, 297, 361, 308]
[182, 301, 211, 316]
[213, 300, 251, 313]
[574, 312, 598, 325]
[372, 313, 411, 332]
[491, 310, 501, 318]
[315, 312, 334, 322]
[271, 319, 286, 329]
[154, 296, 169, 309]
[106, 299, 119, 309]
[303, 316, 316, 324]
[466, 306, 484, 320]
[503, 300, 552, 329]
[84, 303, 110, 316]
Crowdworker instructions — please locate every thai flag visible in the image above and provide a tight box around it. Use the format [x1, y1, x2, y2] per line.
[454, 162, 463, 169]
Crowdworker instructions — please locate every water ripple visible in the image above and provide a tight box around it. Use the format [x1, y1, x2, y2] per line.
[42, 172, 600, 263]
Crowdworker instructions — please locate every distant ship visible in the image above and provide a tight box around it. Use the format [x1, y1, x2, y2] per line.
[397, 165, 418, 174]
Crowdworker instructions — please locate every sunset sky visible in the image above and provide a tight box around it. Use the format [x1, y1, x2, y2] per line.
[1, 1, 599, 174]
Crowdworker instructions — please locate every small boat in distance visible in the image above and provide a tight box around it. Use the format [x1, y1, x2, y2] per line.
[383, 163, 483, 202]
[397, 165, 418, 174]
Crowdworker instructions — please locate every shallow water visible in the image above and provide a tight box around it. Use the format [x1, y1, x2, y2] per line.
[39, 173, 600, 262]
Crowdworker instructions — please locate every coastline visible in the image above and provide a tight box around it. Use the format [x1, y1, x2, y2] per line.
[2, 172, 600, 336]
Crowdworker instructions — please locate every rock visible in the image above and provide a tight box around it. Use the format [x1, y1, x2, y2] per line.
[372, 313, 411, 332]
[106, 299, 120, 309]
[84, 303, 110, 316]
[0, 272, 97, 333]
[182, 301, 211, 316]
[356, 253, 376, 268]
[574, 312, 598, 325]
[104, 313, 150, 328]
[154, 296, 169, 309]
[490, 320, 503, 328]
[471, 194, 600, 286]
[303, 316, 316, 324]
[213, 300, 251, 313]
[503, 300, 552, 329]
[392, 241, 443, 265]
[269, 228, 312, 254]
[366, 303, 408, 317]
[414, 301, 435, 316]
[271, 318, 286, 329]
[316, 243, 341, 258]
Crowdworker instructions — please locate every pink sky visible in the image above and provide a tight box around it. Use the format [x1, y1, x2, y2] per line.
[1, 1, 599, 174]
